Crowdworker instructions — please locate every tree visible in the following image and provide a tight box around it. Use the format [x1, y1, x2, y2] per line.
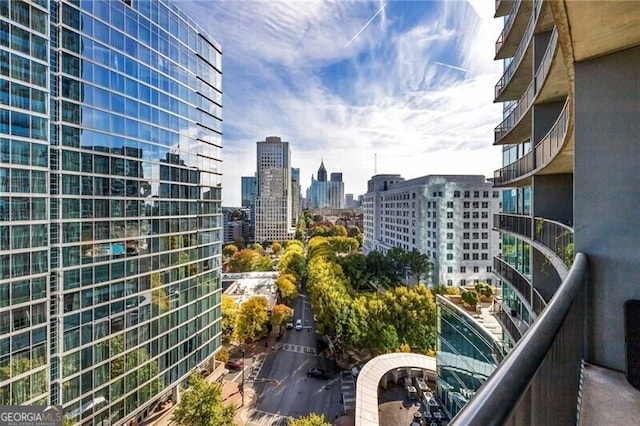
[221, 295, 237, 339]
[234, 296, 269, 342]
[462, 291, 479, 308]
[227, 249, 273, 273]
[278, 249, 306, 281]
[338, 253, 371, 291]
[233, 236, 246, 250]
[222, 244, 238, 258]
[271, 241, 282, 255]
[288, 413, 330, 426]
[251, 242, 265, 255]
[215, 347, 230, 363]
[405, 249, 432, 285]
[275, 274, 298, 304]
[171, 373, 236, 426]
[270, 304, 293, 328]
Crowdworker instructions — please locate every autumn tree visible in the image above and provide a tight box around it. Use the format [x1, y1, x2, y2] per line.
[278, 246, 306, 281]
[171, 373, 236, 426]
[251, 242, 265, 255]
[275, 273, 298, 304]
[270, 304, 293, 330]
[222, 244, 238, 258]
[288, 413, 330, 426]
[221, 295, 237, 339]
[271, 241, 282, 255]
[234, 296, 269, 342]
[405, 249, 432, 285]
[227, 249, 273, 273]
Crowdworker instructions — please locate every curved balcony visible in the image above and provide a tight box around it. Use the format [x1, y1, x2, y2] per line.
[450, 253, 587, 426]
[494, 308, 523, 343]
[494, 256, 531, 306]
[493, 97, 570, 187]
[495, 0, 515, 18]
[494, 28, 558, 146]
[493, 213, 532, 239]
[495, 0, 543, 102]
[533, 218, 574, 268]
[495, 0, 533, 60]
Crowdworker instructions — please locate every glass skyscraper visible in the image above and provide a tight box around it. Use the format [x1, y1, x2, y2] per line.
[0, 0, 223, 424]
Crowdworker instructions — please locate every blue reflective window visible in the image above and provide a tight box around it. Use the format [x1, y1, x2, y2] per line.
[111, 93, 124, 114]
[0, 79, 8, 105]
[10, 111, 30, 138]
[31, 88, 46, 113]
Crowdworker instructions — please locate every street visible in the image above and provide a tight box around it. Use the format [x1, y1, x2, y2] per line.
[247, 293, 344, 424]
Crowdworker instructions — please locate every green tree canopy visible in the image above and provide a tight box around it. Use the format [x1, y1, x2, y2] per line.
[221, 295, 237, 339]
[288, 413, 331, 426]
[171, 373, 236, 426]
[234, 296, 269, 342]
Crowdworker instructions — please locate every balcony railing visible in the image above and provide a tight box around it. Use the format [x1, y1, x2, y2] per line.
[494, 256, 532, 305]
[493, 97, 570, 186]
[493, 213, 532, 239]
[495, 0, 522, 56]
[533, 217, 574, 268]
[495, 0, 542, 100]
[494, 309, 524, 342]
[534, 98, 570, 172]
[450, 253, 587, 426]
[494, 28, 558, 145]
[495, 0, 515, 17]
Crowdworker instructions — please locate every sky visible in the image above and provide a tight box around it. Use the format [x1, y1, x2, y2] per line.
[179, 0, 504, 206]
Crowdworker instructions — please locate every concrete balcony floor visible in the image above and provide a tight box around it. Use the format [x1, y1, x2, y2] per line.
[579, 362, 640, 425]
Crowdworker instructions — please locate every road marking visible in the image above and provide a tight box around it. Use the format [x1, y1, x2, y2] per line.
[340, 370, 357, 413]
[246, 409, 289, 426]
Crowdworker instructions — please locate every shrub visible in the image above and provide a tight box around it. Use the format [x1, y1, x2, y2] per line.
[462, 291, 479, 307]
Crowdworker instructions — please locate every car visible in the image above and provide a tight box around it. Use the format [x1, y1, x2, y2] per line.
[225, 359, 244, 371]
[295, 319, 303, 331]
[285, 321, 293, 330]
[313, 314, 317, 322]
[307, 367, 326, 379]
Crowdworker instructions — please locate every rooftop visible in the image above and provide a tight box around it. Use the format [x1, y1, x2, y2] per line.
[222, 272, 279, 310]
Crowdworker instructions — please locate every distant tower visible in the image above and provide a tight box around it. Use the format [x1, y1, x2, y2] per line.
[255, 136, 295, 242]
[317, 160, 328, 182]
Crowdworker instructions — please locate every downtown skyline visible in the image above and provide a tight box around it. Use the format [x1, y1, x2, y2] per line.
[180, 0, 503, 205]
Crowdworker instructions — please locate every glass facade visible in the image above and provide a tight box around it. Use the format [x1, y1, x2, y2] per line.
[436, 297, 498, 417]
[1, 0, 223, 424]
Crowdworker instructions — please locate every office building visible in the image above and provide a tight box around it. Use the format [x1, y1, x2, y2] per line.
[291, 167, 301, 227]
[450, 1, 640, 424]
[0, 0, 223, 424]
[240, 175, 256, 241]
[307, 161, 345, 209]
[363, 175, 501, 286]
[254, 136, 295, 243]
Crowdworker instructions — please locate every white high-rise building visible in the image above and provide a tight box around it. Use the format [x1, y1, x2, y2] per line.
[255, 137, 295, 242]
[363, 175, 502, 286]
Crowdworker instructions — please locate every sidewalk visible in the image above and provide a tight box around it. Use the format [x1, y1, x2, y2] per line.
[147, 335, 279, 426]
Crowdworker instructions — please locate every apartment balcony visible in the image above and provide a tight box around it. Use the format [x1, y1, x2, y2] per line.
[493, 98, 570, 187]
[495, 0, 532, 60]
[494, 306, 524, 343]
[493, 213, 531, 239]
[533, 217, 573, 269]
[494, 28, 560, 146]
[494, 0, 542, 102]
[450, 253, 588, 425]
[493, 256, 532, 306]
[495, 0, 515, 18]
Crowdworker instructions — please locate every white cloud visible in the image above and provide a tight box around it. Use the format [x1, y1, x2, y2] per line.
[180, 0, 504, 205]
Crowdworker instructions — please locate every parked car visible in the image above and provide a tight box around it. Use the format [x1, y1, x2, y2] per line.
[307, 367, 326, 379]
[295, 319, 303, 331]
[225, 359, 244, 371]
[285, 321, 294, 329]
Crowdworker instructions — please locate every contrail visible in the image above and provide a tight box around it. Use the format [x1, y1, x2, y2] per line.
[344, 2, 387, 48]
[434, 61, 468, 73]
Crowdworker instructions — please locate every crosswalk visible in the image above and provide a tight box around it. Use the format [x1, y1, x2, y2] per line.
[246, 355, 265, 383]
[246, 409, 290, 426]
[340, 370, 356, 414]
[279, 343, 317, 355]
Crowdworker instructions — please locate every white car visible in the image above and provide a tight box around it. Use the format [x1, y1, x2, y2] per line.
[295, 319, 303, 331]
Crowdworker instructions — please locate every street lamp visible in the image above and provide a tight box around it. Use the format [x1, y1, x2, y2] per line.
[241, 348, 245, 407]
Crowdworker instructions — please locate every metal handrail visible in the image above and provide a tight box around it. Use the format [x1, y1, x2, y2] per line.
[493, 97, 569, 186]
[493, 213, 532, 239]
[495, 0, 523, 55]
[494, 27, 558, 143]
[533, 217, 574, 267]
[494, 256, 532, 305]
[495, 0, 542, 99]
[450, 252, 587, 425]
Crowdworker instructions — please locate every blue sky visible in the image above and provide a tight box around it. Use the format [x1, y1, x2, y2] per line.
[179, 0, 503, 206]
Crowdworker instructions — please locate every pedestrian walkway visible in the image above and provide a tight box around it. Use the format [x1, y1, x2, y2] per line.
[340, 371, 356, 414]
[246, 354, 265, 383]
[245, 409, 290, 426]
[279, 343, 317, 355]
